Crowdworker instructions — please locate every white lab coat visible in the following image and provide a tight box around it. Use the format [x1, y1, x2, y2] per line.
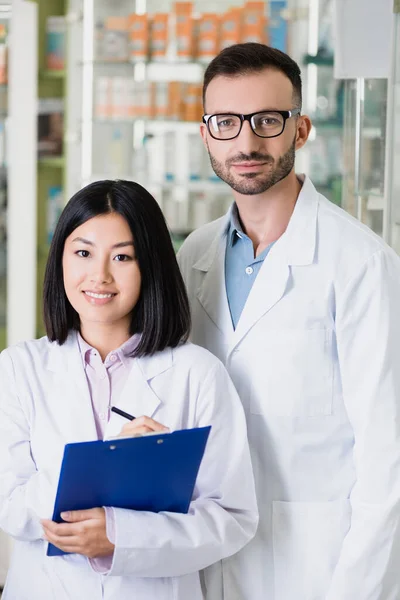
[178, 175, 400, 600]
[0, 334, 258, 600]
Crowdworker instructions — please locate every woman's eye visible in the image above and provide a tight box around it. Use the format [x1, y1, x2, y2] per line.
[114, 254, 131, 262]
[76, 250, 90, 258]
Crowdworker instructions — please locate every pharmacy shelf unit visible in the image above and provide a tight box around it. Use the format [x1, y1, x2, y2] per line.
[65, 0, 273, 237]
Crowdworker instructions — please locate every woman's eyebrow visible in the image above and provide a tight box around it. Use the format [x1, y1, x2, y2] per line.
[70, 238, 134, 249]
[111, 241, 134, 249]
[71, 237, 93, 245]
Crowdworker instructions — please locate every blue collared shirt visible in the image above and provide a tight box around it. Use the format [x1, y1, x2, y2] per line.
[225, 204, 274, 329]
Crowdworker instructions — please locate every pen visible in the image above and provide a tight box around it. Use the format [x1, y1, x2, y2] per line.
[111, 406, 136, 421]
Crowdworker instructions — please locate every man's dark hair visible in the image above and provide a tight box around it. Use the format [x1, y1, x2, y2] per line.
[203, 42, 302, 109]
[43, 179, 191, 356]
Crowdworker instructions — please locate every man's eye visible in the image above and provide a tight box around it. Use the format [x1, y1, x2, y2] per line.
[76, 250, 90, 258]
[261, 118, 279, 125]
[218, 119, 234, 128]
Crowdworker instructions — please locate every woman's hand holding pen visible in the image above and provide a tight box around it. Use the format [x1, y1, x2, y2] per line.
[41, 507, 114, 558]
[118, 415, 169, 437]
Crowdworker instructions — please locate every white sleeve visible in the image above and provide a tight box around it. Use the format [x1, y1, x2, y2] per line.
[0, 350, 57, 541]
[107, 361, 258, 578]
[326, 249, 400, 600]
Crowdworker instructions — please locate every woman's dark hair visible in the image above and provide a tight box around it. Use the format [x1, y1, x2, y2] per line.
[43, 179, 191, 356]
[203, 42, 302, 109]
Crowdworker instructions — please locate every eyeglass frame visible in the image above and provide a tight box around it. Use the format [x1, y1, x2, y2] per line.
[202, 108, 302, 140]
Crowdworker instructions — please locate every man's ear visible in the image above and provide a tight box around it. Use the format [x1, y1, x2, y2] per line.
[200, 123, 208, 149]
[295, 114, 312, 151]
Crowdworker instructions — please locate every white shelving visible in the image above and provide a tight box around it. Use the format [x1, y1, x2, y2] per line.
[65, 1, 238, 236]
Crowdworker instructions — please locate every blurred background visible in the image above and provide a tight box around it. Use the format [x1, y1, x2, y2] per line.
[0, 0, 398, 583]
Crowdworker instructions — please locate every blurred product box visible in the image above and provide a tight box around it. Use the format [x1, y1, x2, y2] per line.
[197, 13, 220, 62]
[45, 16, 66, 71]
[167, 81, 185, 120]
[135, 81, 153, 118]
[94, 76, 111, 118]
[184, 83, 202, 122]
[174, 2, 195, 61]
[150, 14, 169, 60]
[38, 98, 64, 157]
[111, 77, 128, 118]
[220, 8, 242, 50]
[269, 1, 287, 52]
[153, 81, 169, 118]
[128, 13, 149, 62]
[242, 1, 267, 44]
[0, 24, 7, 85]
[126, 79, 136, 117]
[47, 186, 64, 244]
[95, 16, 129, 62]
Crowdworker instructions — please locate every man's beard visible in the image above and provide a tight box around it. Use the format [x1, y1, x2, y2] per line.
[207, 138, 296, 195]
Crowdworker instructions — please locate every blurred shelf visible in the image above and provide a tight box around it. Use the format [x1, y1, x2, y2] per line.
[303, 53, 334, 66]
[362, 127, 383, 139]
[366, 194, 384, 211]
[170, 229, 193, 237]
[92, 119, 201, 131]
[39, 69, 66, 80]
[161, 179, 228, 192]
[146, 120, 200, 134]
[0, 325, 5, 351]
[38, 156, 65, 168]
[89, 175, 228, 193]
[83, 60, 204, 82]
[312, 119, 343, 130]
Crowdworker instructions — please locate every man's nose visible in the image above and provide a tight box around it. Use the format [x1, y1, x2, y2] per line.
[235, 120, 265, 155]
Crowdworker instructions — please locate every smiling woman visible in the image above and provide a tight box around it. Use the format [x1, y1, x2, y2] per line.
[0, 179, 258, 600]
[43, 180, 190, 359]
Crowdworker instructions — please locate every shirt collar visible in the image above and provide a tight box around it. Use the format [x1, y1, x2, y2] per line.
[77, 332, 141, 368]
[227, 203, 246, 247]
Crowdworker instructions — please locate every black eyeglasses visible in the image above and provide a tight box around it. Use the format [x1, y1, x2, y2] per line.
[202, 108, 301, 140]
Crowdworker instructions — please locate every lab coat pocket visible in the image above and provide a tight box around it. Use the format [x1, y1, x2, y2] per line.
[272, 499, 351, 600]
[250, 329, 333, 417]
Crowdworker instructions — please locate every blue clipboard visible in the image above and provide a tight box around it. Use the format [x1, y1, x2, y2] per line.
[47, 426, 211, 556]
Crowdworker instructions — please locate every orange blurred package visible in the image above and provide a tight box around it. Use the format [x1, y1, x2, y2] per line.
[128, 14, 149, 62]
[174, 2, 195, 61]
[242, 1, 267, 44]
[220, 7, 242, 51]
[150, 13, 169, 60]
[197, 13, 220, 62]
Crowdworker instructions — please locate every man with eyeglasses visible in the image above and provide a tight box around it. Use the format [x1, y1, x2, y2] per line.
[178, 43, 400, 600]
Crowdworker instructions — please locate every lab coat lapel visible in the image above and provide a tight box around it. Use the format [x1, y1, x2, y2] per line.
[230, 176, 319, 352]
[194, 214, 234, 340]
[46, 332, 98, 441]
[104, 347, 173, 439]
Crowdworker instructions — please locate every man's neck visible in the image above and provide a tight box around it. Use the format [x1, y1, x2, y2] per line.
[233, 171, 302, 257]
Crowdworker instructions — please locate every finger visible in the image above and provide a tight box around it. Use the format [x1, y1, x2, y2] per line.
[44, 530, 82, 553]
[42, 520, 86, 537]
[120, 424, 154, 436]
[41, 519, 75, 535]
[127, 415, 169, 432]
[137, 415, 169, 431]
[60, 508, 103, 522]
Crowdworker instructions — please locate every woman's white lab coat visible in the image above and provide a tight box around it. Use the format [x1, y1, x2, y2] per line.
[178, 175, 400, 600]
[0, 334, 258, 600]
